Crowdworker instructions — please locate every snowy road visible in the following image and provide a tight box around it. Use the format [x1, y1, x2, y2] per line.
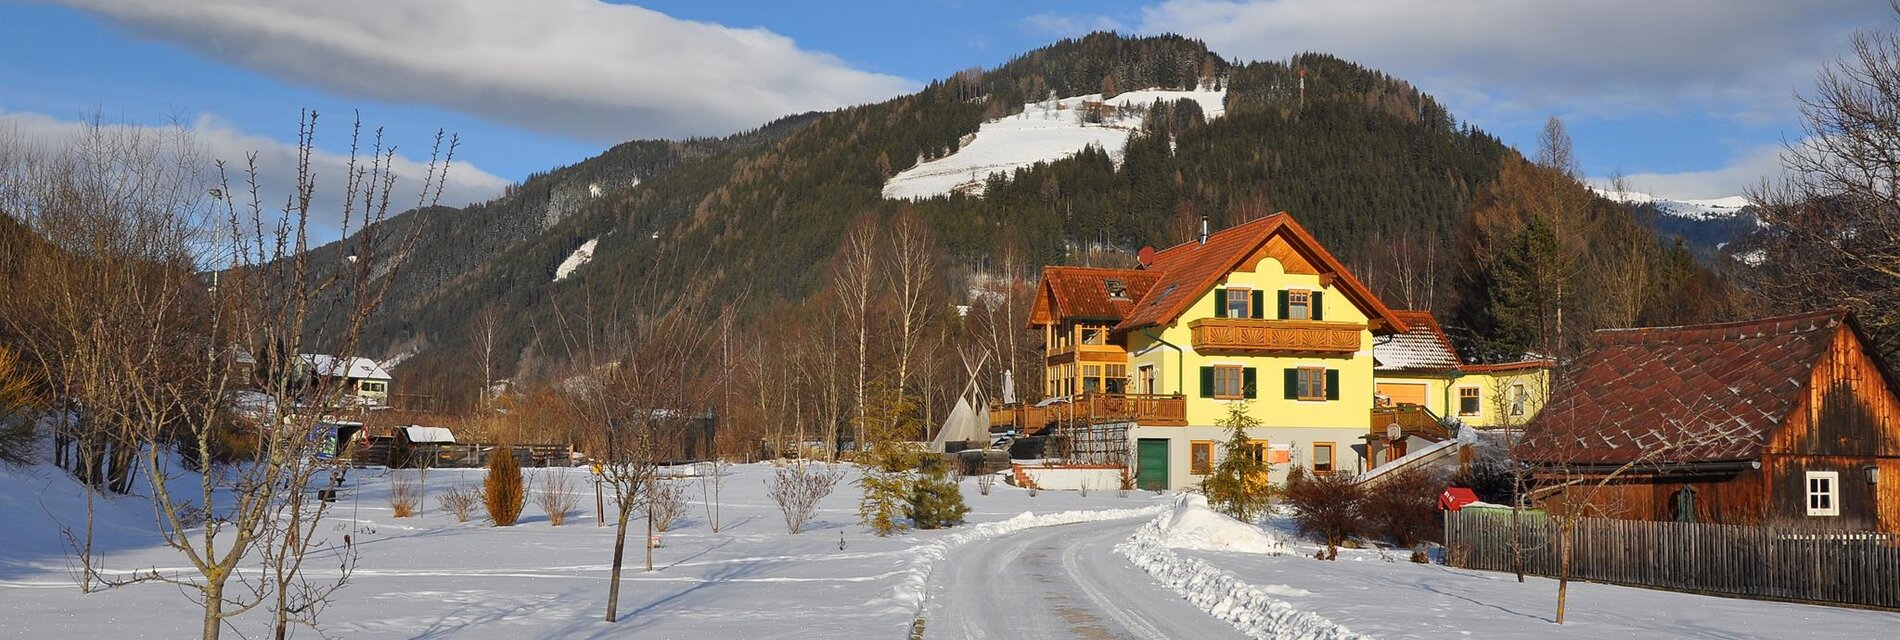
[921, 517, 1245, 640]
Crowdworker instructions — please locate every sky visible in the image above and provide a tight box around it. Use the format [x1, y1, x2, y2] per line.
[0, 0, 1890, 220]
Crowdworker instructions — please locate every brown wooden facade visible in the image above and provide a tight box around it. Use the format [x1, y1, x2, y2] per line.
[1536, 312, 1900, 533]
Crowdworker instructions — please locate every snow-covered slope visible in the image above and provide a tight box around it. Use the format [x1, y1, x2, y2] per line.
[1593, 188, 1752, 221]
[883, 87, 1227, 200]
[551, 237, 598, 282]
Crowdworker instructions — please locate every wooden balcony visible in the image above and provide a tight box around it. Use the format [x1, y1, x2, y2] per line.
[989, 393, 1188, 434]
[1188, 318, 1364, 355]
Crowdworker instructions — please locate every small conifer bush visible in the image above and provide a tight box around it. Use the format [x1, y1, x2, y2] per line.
[484, 447, 526, 526]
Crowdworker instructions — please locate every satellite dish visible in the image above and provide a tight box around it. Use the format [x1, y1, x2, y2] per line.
[1136, 246, 1156, 267]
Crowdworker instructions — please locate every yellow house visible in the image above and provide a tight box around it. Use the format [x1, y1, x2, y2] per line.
[1369, 310, 1551, 466]
[1022, 213, 1411, 490]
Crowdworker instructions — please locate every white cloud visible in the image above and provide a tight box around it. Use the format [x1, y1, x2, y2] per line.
[1136, 0, 1884, 127]
[1599, 142, 1789, 199]
[51, 0, 917, 143]
[1, 109, 510, 239]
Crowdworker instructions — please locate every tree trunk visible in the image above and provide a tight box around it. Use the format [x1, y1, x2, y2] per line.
[1556, 522, 1571, 624]
[202, 579, 225, 640]
[605, 504, 631, 622]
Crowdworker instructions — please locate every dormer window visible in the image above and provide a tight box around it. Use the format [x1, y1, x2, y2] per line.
[1104, 278, 1128, 300]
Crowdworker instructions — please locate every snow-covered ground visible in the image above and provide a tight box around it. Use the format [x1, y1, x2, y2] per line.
[1593, 188, 1753, 221]
[1177, 513, 1900, 640]
[552, 237, 598, 282]
[0, 461, 1170, 639]
[882, 87, 1226, 200]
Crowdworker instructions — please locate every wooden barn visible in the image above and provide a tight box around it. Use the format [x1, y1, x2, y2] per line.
[1522, 310, 1900, 532]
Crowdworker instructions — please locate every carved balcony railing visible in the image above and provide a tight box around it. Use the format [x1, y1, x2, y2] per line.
[1187, 318, 1364, 355]
[988, 393, 1188, 433]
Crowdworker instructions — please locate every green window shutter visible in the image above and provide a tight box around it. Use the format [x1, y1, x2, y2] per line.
[1277, 290, 1290, 320]
[1311, 290, 1325, 321]
[1283, 368, 1299, 400]
[1199, 366, 1215, 398]
[1251, 290, 1265, 319]
[1213, 288, 1227, 318]
[1243, 368, 1258, 399]
[1325, 369, 1341, 400]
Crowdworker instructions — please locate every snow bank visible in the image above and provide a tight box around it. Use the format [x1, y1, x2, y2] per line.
[552, 237, 598, 282]
[1153, 494, 1288, 555]
[894, 506, 1166, 615]
[1118, 497, 1369, 640]
[883, 87, 1226, 200]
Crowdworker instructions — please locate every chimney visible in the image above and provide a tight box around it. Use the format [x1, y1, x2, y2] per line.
[1199, 215, 1209, 245]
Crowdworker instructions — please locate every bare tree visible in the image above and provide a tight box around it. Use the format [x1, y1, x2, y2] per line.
[1749, 12, 1900, 358]
[471, 305, 504, 411]
[888, 213, 937, 405]
[832, 220, 879, 453]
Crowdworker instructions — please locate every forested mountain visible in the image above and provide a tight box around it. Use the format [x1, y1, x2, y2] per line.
[304, 33, 1737, 408]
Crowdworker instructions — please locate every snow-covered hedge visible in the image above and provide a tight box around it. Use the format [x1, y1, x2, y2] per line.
[1117, 496, 1372, 640]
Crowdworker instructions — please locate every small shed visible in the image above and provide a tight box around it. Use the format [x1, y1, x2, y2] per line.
[393, 425, 456, 468]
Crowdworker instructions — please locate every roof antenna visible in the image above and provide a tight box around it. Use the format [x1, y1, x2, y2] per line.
[1199, 215, 1209, 245]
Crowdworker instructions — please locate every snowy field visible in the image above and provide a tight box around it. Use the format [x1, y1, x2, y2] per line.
[5, 459, 1898, 639]
[1592, 188, 1754, 221]
[882, 87, 1226, 200]
[0, 461, 1169, 639]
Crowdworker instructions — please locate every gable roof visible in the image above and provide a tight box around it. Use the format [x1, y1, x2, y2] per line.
[1030, 266, 1157, 327]
[1522, 310, 1856, 465]
[1376, 310, 1464, 372]
[1113, 213, 1408, 335]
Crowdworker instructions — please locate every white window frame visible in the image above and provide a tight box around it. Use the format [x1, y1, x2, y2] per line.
[1457, 386, 1481, 416]
[1509, 383, 1528, 416]
[1806, 471, 1840, 517]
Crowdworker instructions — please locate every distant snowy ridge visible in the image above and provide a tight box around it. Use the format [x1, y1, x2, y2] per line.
[1593, 188, 1753, 221]
[883, 86, 1227, 200]
[552, 237, 599, 282]
[1118, 496, 1370, 640]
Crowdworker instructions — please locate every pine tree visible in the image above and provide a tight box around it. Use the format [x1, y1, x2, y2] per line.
[1202, 401, 1273, 522]
[907, 467, 969, 529]
[856, 381, 925, 536]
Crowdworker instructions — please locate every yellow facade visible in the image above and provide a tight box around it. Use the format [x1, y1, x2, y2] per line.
[1371, 367, 1549, 428]
[1124, 240, 1375, 431]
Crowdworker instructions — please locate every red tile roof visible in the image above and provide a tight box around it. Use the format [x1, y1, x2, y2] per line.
[1033, 266, 1157, 324]
[1521, 310, 1853, 465]
[1110, 213, 1408, 335]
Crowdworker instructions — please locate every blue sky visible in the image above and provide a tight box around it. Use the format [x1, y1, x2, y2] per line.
[1, 0, 1889, 208]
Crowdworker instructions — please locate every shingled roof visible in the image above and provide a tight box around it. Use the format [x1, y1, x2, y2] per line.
[1375, 310, 1464, 372]
[1522, 310, 1853, 465]
[1111, 213, 1408, 335]
[1030, 267, 1158, 325]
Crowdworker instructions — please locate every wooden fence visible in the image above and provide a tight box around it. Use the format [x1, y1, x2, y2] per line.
[1445, 507, 1900, 610]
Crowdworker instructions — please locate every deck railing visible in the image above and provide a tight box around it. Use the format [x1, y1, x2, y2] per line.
[989, 393, 1187, 433]
[1187, 318, 1362, 354]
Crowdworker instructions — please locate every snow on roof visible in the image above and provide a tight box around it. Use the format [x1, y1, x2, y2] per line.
[1373, 311, 1462, 372]
[300, 354, 392, 380]
[403, 426, 455, 444]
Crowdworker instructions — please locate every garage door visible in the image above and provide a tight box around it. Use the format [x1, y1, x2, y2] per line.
[1376, 382, 1428, 408]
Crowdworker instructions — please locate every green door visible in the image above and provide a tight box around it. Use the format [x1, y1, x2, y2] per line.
[1136, 438, 1170, 491]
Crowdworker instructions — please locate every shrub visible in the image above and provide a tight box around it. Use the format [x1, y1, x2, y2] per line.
[767, 462, 843, 534]
[907, 468, 968, 529]
[646, 479, 687, 532]
[484, 447, 526, 526]
[389, 473, 421, 518]
[534, 470, 580, 527]
[1362, 467, 1444, 547]
[439, 484, 479, 522]
[1283, 467, 1367, 560]
[0, 346, 40, 469]
[976, 472, 995, 496]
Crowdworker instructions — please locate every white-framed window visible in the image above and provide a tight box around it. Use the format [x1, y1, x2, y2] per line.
[1287, 289, 1311, 320]
[1458, 386, 1481, 416]
[1510, 383, 1528, 416]
[1806, 471, 1840, 517]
